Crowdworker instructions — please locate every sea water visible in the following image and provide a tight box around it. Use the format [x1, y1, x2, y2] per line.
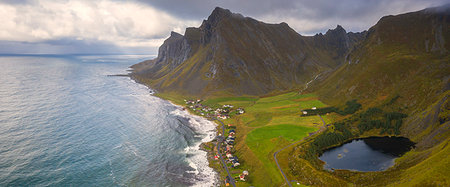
[0, 55, 217, 186]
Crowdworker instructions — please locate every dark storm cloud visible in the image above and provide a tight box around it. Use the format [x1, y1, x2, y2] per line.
[0, 0, 448, 55]
[137, 0, 449, 34]
[134, 0, 296, 19]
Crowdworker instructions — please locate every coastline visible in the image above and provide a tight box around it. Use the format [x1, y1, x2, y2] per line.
[128, 76, 220, 186]
[168, 101, 220, 186]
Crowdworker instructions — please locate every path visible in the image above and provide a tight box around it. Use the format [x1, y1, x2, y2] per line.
[215, 118, 236, 187]
[273, 114, 327, 186]
[298, 73, 321, 94]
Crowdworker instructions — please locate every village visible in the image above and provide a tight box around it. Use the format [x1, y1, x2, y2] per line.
[183, 99, 249, 185]
[184, 99, 245, 120]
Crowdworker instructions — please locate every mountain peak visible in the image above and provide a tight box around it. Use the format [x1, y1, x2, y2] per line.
[170, 31, 183, 37]
[335, 25, 345, 30]
[206, 7, 233, 24]
[200, 7, 244, 30]
[210, 7, 233, 17]
[325, 25, 347, 36]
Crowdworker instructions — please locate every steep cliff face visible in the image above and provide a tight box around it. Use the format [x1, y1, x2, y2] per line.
[131, 7, 361, 96]
[131, 31, 190, 79]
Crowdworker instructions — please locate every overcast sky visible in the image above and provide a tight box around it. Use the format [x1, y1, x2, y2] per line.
[0, 0, 447, 55]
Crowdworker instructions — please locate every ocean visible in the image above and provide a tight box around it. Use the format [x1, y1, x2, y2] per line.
[0, 55, 217, 186]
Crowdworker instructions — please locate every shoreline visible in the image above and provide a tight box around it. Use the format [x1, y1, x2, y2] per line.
[128, 76, 221, 186]
[167, 101, 220, 186]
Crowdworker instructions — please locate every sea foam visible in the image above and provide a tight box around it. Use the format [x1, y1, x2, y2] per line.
[170, 104, 219, 187]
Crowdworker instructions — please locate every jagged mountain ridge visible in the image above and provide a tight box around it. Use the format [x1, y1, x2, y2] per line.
[131, 7, 362, 96]
[311, 5, 449, 149]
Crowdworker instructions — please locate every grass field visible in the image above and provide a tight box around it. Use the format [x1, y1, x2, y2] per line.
[199, 92, 330, 186]
[246, 124, 315, 185]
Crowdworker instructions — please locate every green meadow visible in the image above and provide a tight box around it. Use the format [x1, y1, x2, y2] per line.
[201, 92, 330, 186]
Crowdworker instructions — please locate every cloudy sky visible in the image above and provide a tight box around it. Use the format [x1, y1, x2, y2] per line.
[0, 0, 447, 55]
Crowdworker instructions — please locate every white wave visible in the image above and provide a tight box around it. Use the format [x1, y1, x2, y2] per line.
[170, 104, 219, 187]
[126, 78, 218, 186]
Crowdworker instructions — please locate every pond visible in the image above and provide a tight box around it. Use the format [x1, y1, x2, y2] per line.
[319, 136, 415, 172]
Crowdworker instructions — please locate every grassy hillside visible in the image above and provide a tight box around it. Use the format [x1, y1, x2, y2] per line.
[310, 6, 449, 149]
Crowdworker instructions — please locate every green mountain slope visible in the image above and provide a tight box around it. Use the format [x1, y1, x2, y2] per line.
[311, 5, 449, 147]
[291, 5, 449, 186]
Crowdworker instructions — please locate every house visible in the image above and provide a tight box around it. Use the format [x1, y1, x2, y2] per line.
[239, 174, 246, 181]
[223, 104, 234, 108]
[226, 145, 233, 152]
[312, 107, 317, 110]
[240, 170, 249, 181]
[302, 111, 308, 115]
[229, 129, 236, 134]
[232, 160, 240, 167]
[217, 114, 228, 120]
[226, 139, 234, 145]
[185, 100, 196, 105]
[226, 153, 233, 158]
[214, 155, 219, 160]
[236, 108, 245, 114]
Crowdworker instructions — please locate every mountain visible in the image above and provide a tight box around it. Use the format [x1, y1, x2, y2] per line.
[311, 5, 449, 149]
[130, 5, 450, 186]
[131, 7, 363, 96]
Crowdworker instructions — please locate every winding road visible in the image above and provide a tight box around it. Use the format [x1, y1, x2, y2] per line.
[273, 114, 327, 186]
[215, 118, 236, 187]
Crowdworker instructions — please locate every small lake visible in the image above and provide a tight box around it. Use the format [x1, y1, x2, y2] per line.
[319, 137, 415, 172]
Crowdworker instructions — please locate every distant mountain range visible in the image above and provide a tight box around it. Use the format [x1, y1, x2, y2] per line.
[131, 7, 365, 96]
